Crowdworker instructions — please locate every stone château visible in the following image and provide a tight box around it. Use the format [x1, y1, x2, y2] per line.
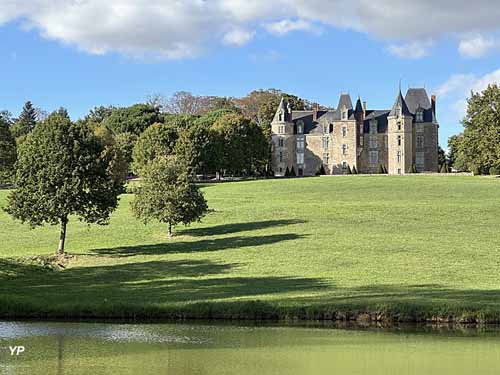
[271, 88, 439, 175]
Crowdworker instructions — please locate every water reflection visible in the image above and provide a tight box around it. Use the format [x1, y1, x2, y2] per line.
[1, 321, 500, 375]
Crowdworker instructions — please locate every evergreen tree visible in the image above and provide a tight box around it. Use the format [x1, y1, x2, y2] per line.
[0, 116, 16, 184]
[352, 165, 358, 174]
[289, 166, 296, 177]
[131, 156, 208, 237]
[11, 101, 37, 138]
[4, 110, 123, 254]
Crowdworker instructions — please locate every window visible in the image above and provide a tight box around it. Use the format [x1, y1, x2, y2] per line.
[397, 151, 402, 163]
[417, 135, 424, 149]
[342, 110, 348, 120]
[279, 152, 283, 163]
[342, 126, 347, 137]
[278, 125, 285, 134]
[397, 168, 402, 175]
[323, 153, 329, 164]
[416, 110, 423, 122]
[416, 152, 424, 169]
[342, 144, 347, 155]
[369, 151, 378, 166]
[369, 136, 378, 149]
[279, 111, 283, 122]
[397, 121, 402, 131]
[297, 139, 304, 150]
[278, 138, 284, 147]
[322, 137, 329, 150]
[329, 124, 334, 133]
[279, 167, 282, 173]
[297, 153, 304, 164]
[397, 135, 402, 146]
[369, 120, 377, 134]
[342, 161, 348, 169]
[297, 121, 303, 134]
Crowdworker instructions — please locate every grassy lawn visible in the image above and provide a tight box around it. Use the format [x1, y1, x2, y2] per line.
[1, 175, 500, 322]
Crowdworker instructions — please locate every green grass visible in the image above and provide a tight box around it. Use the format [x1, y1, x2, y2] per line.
[1, 175, 500, 322]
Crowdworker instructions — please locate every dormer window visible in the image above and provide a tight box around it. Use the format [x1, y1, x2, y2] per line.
[416, 110, 423, 122]
[278, 111, 283, 122]
[297, 121, 303, 134]
[342, 110, 348, 120]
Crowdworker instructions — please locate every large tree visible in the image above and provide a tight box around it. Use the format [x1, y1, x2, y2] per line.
[104, 104, 162, 135]
[458, 84, 500, 173]
[5, 110, 123, 254]
[131, 156, 208, 237]
[0, 115, 16, 184]
[11, 101, 37, 138]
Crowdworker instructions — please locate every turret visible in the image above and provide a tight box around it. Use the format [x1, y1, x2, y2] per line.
[387, 89, 413, 175]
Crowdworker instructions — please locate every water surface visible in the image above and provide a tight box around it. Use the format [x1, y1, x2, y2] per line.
[1, 321, 500, 374]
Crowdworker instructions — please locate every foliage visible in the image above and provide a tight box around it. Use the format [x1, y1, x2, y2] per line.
[211, 113, 268, 176]
[175, 121, 214, 176]
[104, 104, 162, 135]
[448, 134, 467, 171]
[4, 110, 123, 253]
[10, 101, 37, 139]
[84, 106, 115, 128]
[440, 164, 449, 173]
[0, 116, 16, 184]
[132, 122, 179, 175]
[489, 166, 499, 176]
[438, 146, 446, 168]
[114, 132, 138, 166]
[455, 84, 500, 172]
[131, 156, 208, 236]
[315, 164, 326, 176]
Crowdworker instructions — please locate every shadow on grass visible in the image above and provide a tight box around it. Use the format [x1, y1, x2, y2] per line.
[178, 219, 305, 237]
[92, 233, 304, 257]
[0, 258, 328, 304]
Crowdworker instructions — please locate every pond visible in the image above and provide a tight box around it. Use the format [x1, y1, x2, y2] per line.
[1, 321, 500, 374]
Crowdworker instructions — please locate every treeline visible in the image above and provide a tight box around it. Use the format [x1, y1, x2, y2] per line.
[444, 84, 500, 175]
[0, 89, 309, 184]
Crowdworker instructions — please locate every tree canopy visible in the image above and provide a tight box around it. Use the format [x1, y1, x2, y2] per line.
[104, 104, 162, 135]
[5, 110, 123, 254]
[0, 115, 16, 184]
[131, 156, 208, 237]
[10, 101, 37, 139]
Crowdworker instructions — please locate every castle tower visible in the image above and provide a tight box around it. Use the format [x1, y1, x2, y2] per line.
[271, 97, 295, 176]
[387, 90, 413, 174]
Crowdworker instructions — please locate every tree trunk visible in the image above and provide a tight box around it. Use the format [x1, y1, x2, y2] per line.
[58, 217, 68, 255]
[168, 222, 173, 238]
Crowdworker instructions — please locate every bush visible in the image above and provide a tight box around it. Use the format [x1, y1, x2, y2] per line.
[472, 166, 482, 176]
[289, 166, 296, 177]
[490, 166, 500, 176]
[315, 164, 326, 176]
[411, 164, 418, 173]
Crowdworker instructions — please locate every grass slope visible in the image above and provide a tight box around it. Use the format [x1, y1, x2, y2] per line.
[1, 176, 500, 322]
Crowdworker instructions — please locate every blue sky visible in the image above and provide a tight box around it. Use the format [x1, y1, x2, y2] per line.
[1, 1, 500, 148]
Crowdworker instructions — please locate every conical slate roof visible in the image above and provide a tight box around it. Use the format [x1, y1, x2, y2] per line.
[273, 97, 288, 122]
[389, 90, 411, 117]
[354, 97, 364, 113]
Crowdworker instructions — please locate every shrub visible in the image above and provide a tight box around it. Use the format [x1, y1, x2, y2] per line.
[472, 166, 482, 176]
[489, 166, 500, 176]
[315, 164, 326, 176]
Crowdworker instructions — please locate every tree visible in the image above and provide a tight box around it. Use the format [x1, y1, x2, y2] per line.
[211, 113, 268, 176]
[440, 163, 448, 173]
[11, 101, 37, 138]
[132, 122, 179, 175]
[448, 134, 467, 171]
[175, 121, 214, 177]
[131, 156, 208, 237]
[438, 146, 446, 169]
[114, 132, 138, 167]
[104, 104, 162, 135]
[0, 115, 16, 184]
[458, 84, 500, 172]
[4, 110, 123, 254]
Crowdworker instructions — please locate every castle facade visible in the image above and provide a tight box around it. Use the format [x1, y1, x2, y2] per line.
[271, 88, 439, 175]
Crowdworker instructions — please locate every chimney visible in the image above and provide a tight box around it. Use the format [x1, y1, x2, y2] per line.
[312, 103, 319, 121]
[362, 101, 367, 115]
[431, 95, 436, 115]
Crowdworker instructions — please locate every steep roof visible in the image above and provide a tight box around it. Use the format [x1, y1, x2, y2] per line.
[405, 88, 436, 122]
[272, 97, 288, 122]
[388, 90, 412, 117]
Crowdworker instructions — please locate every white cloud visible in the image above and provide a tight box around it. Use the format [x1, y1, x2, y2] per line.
[264, 19, 319, 36]
[387, 40, 433, 59]
[436, 68, 500, 119]
[223, 28, 255, 46]
[1, 1, 500, 59]
[458, 34, 497, 58]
